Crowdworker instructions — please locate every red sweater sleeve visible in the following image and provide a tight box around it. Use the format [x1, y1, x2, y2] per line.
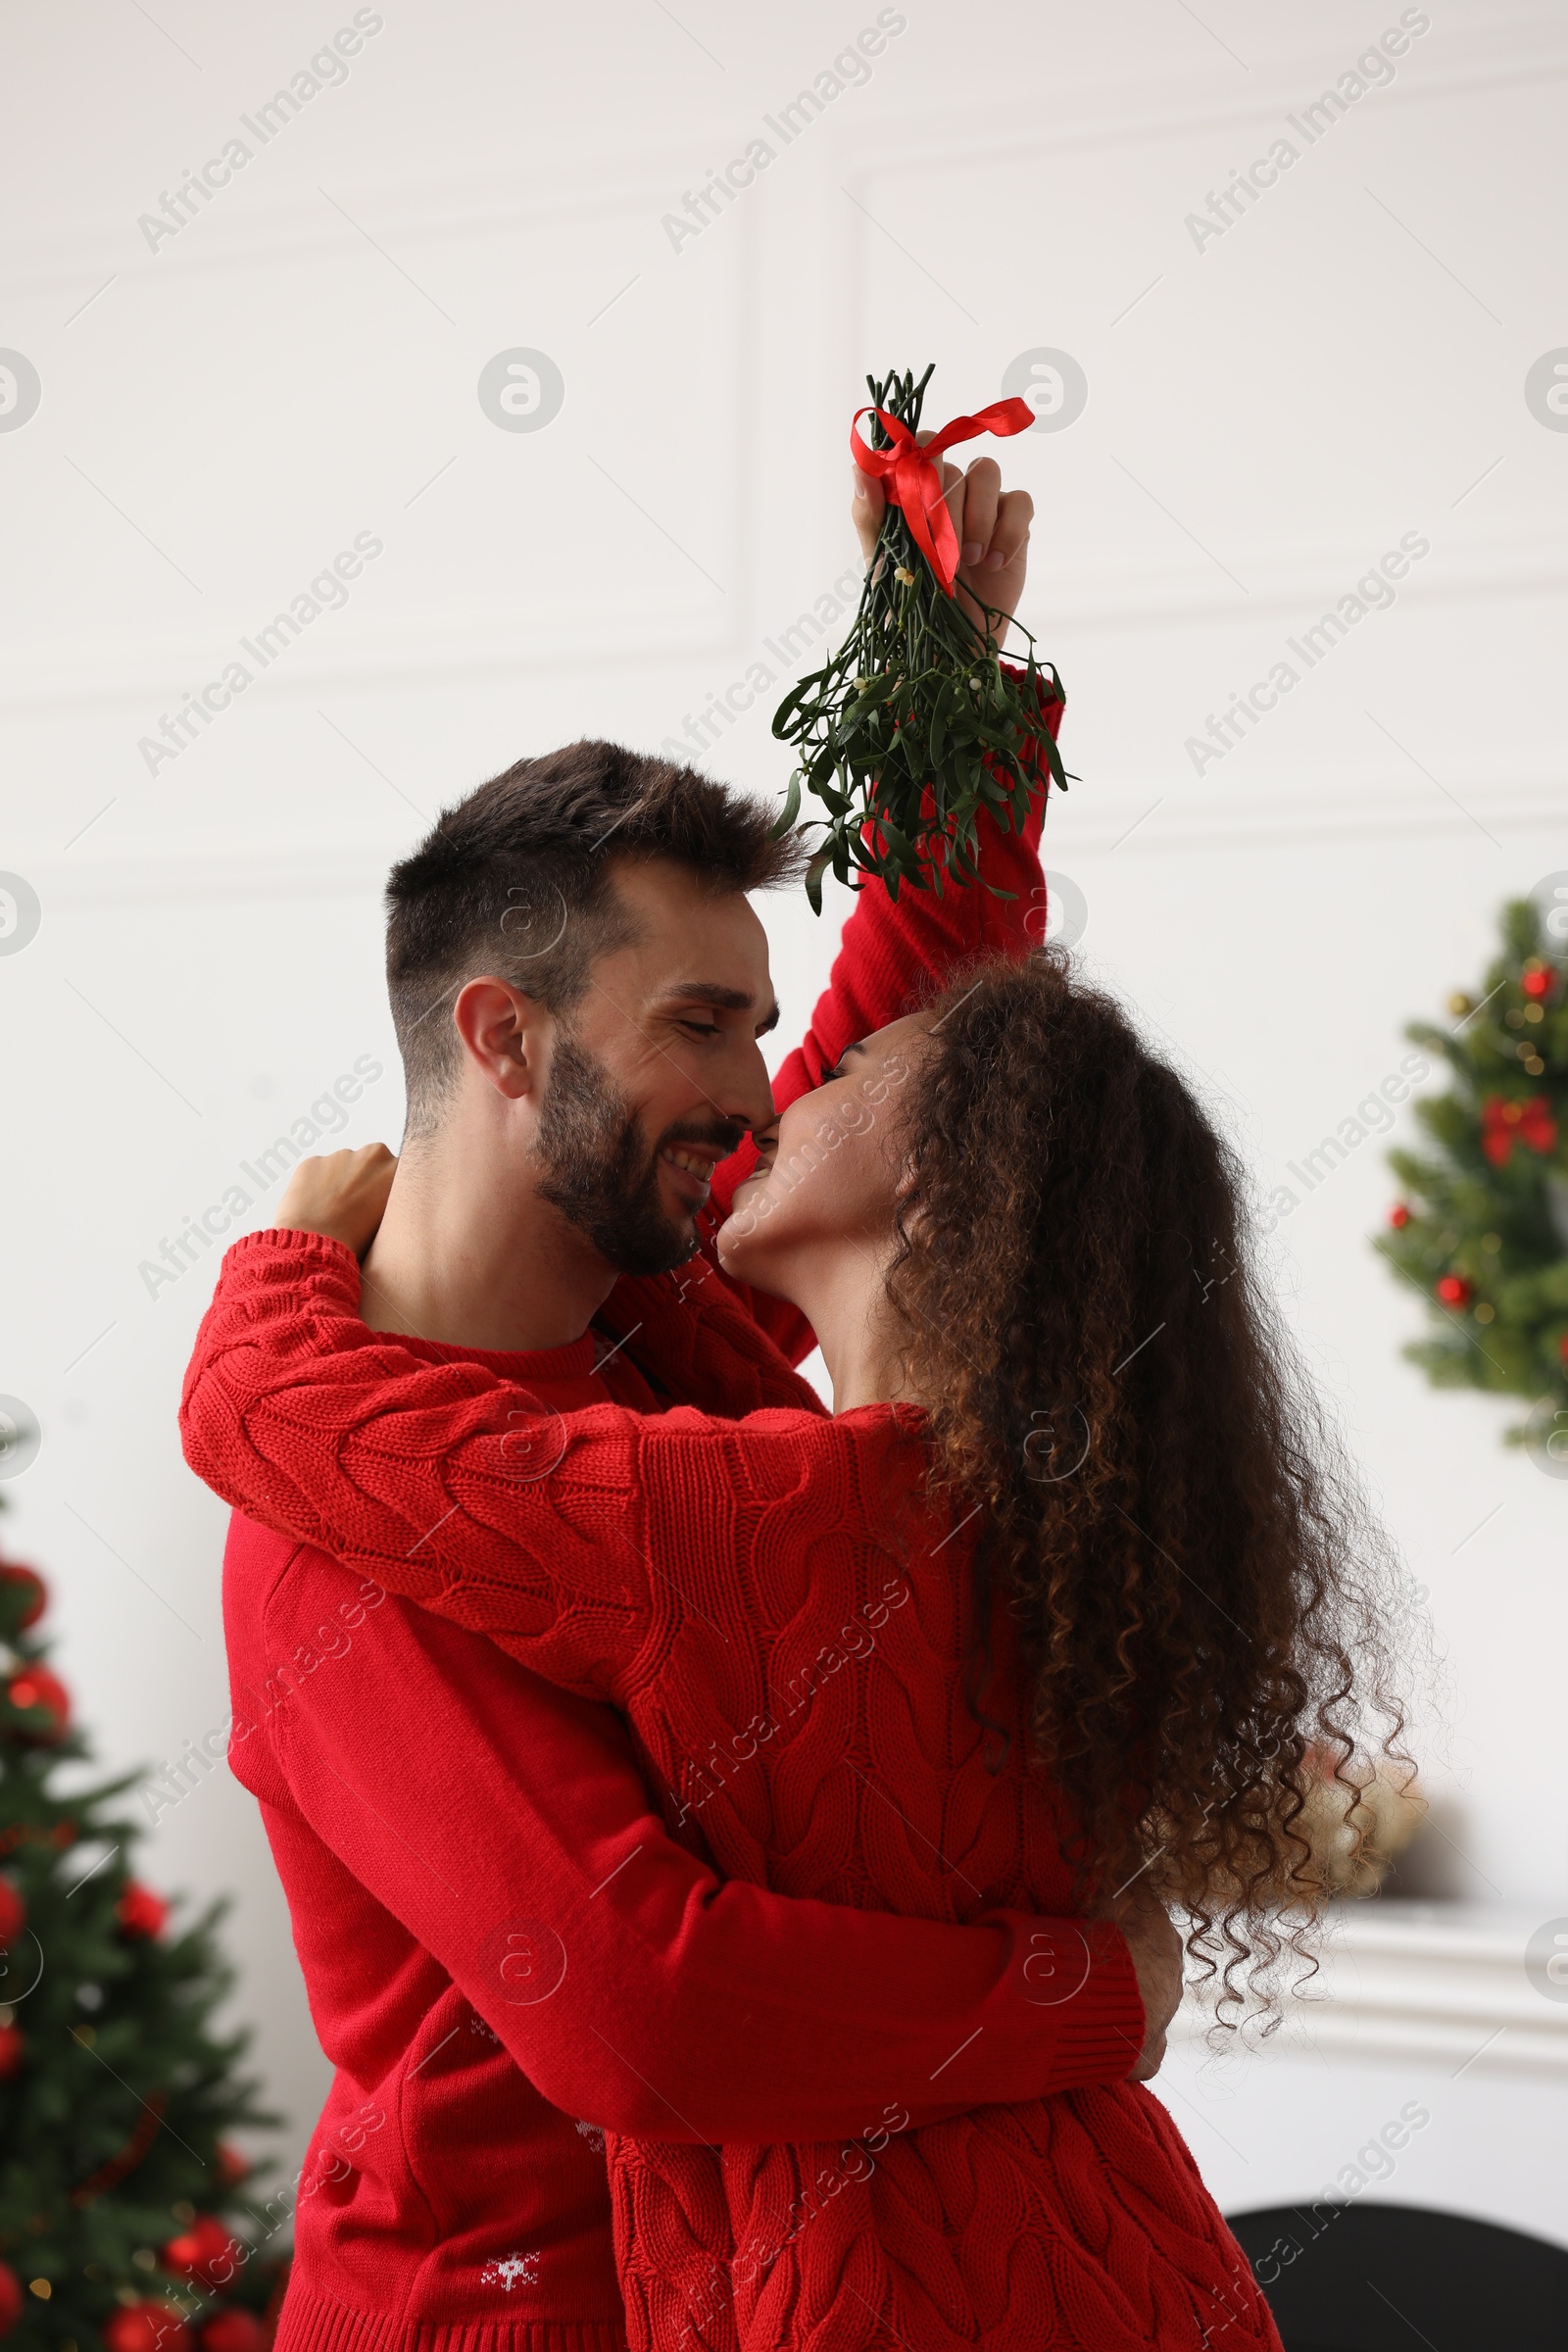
[182, 1235, 792, 1706]
[706, 662, 1064, 1361]
[251, 1550, 1138, 2141]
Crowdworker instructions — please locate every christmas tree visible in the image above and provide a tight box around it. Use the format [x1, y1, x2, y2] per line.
[1375, 895, 1568, 1454]
[0, 1507, 287, 2352]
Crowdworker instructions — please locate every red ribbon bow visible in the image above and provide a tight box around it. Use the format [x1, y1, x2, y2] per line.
[850, 397, 1036, 595]
[1480, 1092, 1557, 1167]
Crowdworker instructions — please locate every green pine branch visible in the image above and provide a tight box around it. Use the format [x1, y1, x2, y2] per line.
[0, 1524, 287, 2351]
[1372, 897, 1568, 1439]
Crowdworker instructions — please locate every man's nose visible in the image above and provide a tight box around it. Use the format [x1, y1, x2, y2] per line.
[720, 1036, 776, 1139]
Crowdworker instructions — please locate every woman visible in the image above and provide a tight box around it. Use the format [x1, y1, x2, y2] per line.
[182, 947, 1403, 2352]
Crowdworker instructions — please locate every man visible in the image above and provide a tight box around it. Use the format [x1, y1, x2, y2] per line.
[188, 459, 1182, 2352]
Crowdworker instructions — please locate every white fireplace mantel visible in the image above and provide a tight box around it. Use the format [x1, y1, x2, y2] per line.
[1155, 1901, 1568, 2249]
[1174, 1901, 1568, 2074]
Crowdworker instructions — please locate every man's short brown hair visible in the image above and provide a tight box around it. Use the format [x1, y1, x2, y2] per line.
[385, 738, 801, 1135]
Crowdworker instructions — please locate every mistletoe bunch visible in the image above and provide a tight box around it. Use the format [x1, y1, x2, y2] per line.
[771, 366, 1069, 911]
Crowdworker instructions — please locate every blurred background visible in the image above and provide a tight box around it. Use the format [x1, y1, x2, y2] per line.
[1, 0, 1565, 2276]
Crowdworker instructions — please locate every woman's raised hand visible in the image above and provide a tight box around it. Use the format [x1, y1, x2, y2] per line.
[851, 433, 1034, 647]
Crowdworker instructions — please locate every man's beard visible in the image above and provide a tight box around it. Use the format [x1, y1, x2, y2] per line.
[534, 1030, 743, 1278]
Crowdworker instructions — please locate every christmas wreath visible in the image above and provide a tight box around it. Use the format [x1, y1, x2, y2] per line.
[1375, 896, 1568, 1453]
[771, 365, 1070, 911]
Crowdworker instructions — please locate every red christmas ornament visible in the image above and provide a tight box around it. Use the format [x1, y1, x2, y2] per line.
[1388, 1203, 1411, 1229]
[200, 2312, 266, 2352]
[103, 2302, 193, 2352]
[5, 1665, 70, 1741]
[0, 2261, 23, 2339]
[0, 1878, 24, 1946]
[0, 2023, 24, 2081]
[118, 1882, 171, 1940]
[0, 1566, 46, 1628]
[161, 2216, 240, 2292]
[1435, 1274, 1473, 1307]
[1521, 965, 1553, 1002]
[1559, 1333, 1568, 1365]
[215, 2143, 251, 2187]
[1480, 1092, 1557, 1168]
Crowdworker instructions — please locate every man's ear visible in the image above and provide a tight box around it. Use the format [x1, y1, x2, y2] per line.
[452, 976, 550, 1102]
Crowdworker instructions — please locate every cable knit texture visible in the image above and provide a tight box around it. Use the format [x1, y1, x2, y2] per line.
[183, 1237, 1281, 2352]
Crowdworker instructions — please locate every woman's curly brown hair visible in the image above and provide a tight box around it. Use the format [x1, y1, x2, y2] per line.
[887, 946, 1412, 2020]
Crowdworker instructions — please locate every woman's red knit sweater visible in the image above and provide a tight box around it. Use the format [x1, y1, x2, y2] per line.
[183, 1237, 1282, 2352]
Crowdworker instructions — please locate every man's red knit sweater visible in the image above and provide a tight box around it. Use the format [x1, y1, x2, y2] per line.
[192, 688, 1233, 2352]
[185, 1239, 1281, 2352]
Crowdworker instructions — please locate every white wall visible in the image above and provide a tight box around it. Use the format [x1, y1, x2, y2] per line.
[2, 0, 1565, 2219]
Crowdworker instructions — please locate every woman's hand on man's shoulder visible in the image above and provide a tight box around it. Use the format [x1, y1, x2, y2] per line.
[276, 1143, 397, 1258]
